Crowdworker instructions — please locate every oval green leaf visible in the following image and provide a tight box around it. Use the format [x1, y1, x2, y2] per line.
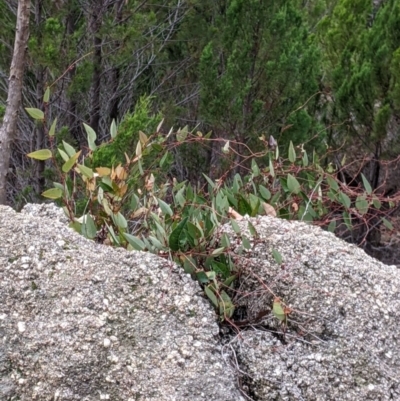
[339, 192, 351, 209]
[287, 174, 300, 194]
[26, 108, 44, 120]
[158, 198, 173, 217]
[272, 249, 283, 264]
[49, 118, 57, 137]
[355, 196, 369, 215]
[81, 214, 97, 239]
[62, 140, 76, 158]
[205, 286, 219, 308]
[361, 173, 372, 195]
[83, 123, 97, 151]
[259, 185, 271, 200]
[110, 119, 117, 139]
[112, 212, 127, 229]
[77, 164, 94, 179]
[288, 141, 296, 163]
[43, 87, 50, 103]
[123, 232, 145, 250]
[273, 300, 286, 322]
[42, 188, 63, 199]
[27, 149, 52, 161]
[169, 217, 189, 251]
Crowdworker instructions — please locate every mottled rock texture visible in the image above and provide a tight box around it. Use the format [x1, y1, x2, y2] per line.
[220, 217, 400, 401]
[0, 204, 243, 401]
[2, 203, 399, 401]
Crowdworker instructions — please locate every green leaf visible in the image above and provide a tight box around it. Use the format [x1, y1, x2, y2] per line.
[210, 260, 230, 277]
[251, 159, 260, 176]
[77, 164, 94, 179]
[160, 151, 169, 168]
[187, 221, 201, 240]
[112, 212, 127, 229]
[81, 214, 97, 239]
[49, 118, 57, 137]
[372, 197, 381, 209]
[42, 188, 63, 199]
[232, 174, 243, 194]
[288, 141, 296, 163]
[272, 249, 283, 264]
[176, 125, 188, 142]
[53, 182, 64, 191]
[205, 286, 219, 308]
[211, 247, 226, 256]
[183, 255, 196, 274]
[26, 108, 44, 120]
[27, 149, 52, 161]
[68, 221, 81, 233]
[174, 187, 186, 208]
[269, 157, 275, 177]
[102, 198, 113, 216]
[242, 235, 251, 250]
[196, 271, 210, 283]
[287, 174, 300, 194]
[273, 299, 286, 322]
[382, 218, 393, 230]
[219, 291, 234, 318]
[259, 185, 271, 200]
[62, 151, 81, 173]
[58, 148, 69, 162]
[151, 142, 163, 152]
[343, 211, 352, 230]
[62, 140, 76, 158]
[169, 217, 189, 251]
[110, 119, 117, 139]
[157, 198, 173, 217]
[148, 236, 165, 250]
[106, 223, 120, 246]
[249, 194, 260, 216]
[123, 232, 145, 250]
[247, 220, 258, 237]
[202, 174, 215, 189]
[302, 150, 309, 166]
[237, 195, 252, 216]
[326, 175, 339, 191]
[328, 220, 337, 233]
[355, 196, 369, 215]
[339, 192, 351, 209]
[83, 123, 97, 151]
[231, 219, 241, 234]
[43, 87, 50, 103]
[223, 275, 237, 287]
[220, 233, 231, 248]
[361, 173, 372, 195]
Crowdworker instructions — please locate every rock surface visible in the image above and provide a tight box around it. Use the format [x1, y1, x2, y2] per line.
[220, 216, 400, 400]
[0, 204, 243, 401]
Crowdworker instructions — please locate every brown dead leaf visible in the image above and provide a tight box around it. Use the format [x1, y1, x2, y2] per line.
[262, 202, 277, 217]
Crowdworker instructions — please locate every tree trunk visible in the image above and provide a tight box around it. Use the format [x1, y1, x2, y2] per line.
[0, 0, 31, 205]
[89, 3, 103, 134]
[109, 0, 125, 123]
[34, 0, 45, 197]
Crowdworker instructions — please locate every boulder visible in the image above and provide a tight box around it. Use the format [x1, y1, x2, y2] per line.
[0, 204, 243, 401]
[220, 216, 400, 400]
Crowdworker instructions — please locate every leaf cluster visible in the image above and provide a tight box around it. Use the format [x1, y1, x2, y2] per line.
[26, 93, 396, 323]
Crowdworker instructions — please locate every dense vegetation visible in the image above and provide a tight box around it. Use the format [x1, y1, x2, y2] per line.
[1, 0, 400, 318]
[1, 0, 398, 195]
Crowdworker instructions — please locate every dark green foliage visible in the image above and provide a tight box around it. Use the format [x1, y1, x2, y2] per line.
[92, 97, 161, 168]
[198, 0, 321, 149]
[317, 0, 400, 155]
